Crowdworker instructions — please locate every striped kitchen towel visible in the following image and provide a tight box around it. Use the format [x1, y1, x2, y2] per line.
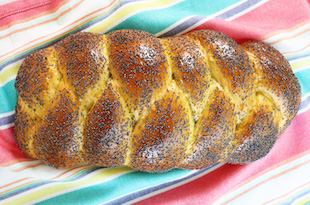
[0, 0, 309, 204]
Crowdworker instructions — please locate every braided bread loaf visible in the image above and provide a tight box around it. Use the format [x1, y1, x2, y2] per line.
[14, 29, 301, 172]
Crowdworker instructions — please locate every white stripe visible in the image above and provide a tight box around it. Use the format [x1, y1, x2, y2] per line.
[3, 160, 41, 172]
[104, 169, 200, 204]
[0, 166, 112, 204]
[164, 17, 208, 37]
[0, 122, 14, 130]
[285, 49, 310, 59]
[225, 0, 270, 21]
[25, 168, 136, 205]
[0, 0, 181, 62]
[292, 192, 310, 205]
[297, 103, 310, 115]
[155, 0, 270, 37]
[0, 161, 46, 192]
[0, 0, 117, 60]
[260, 14, 310, 61]
[266, 24, 310, 54]
[0, 60, 23, 76]
[298, 92, 310, 115]
[288, 54, 310, 63]
[154, 15, 196, 37]
[0, 110, 15, 118]
[301, 92, 310, 105]
[292, 65, 310, 74]
[214, 153, 310, 204]
[0, 163, 93, 193]
[123, 163, 224, 205]
[0, 0, 81, 38]
[272, 36, 310, 55]
[264, 182, 310, 205]
[0, 163, 134, 204]
[92, 0, 184, 34]
[0, 74, 16, 87]
[264, 21, 310, 45]
[155, 0, 249, 37]
[0, 177, 35, 194]
[0, 0, 17, 6]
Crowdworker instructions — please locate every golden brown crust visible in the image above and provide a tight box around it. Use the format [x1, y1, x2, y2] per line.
[84, 80, 133, 167]
[185, 30, 256, 119]
[161, 36, 211, 118]
[107, 30, 170, 119]
[14, 47, 60, 112]
[33, 88, 82, 168]
[129, 83, 194, 172]
[56, 32, 107, 98]
[227, 93, 279, 164]
[181, 87, 236, 169]
[14, 98, 37, 159]
[14, 29, 301, 172]
[241, 41, 301, 132]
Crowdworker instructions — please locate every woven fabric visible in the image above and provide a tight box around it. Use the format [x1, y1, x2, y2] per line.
[0, 0, 309, 204]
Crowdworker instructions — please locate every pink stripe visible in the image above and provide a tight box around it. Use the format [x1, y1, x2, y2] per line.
[221, 158, 310, 204]
[191, 0, 310, 43]
[0, 0, 64, 27]
[0, 127, 27, 164]
[135, 108, 310, 205]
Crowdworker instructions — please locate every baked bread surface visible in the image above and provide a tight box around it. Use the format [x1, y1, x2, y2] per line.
[14, 29, 301, 172]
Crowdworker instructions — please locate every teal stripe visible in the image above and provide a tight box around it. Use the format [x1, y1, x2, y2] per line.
[0, 167, 97, 200]
[37, 169, 191, 205]
[295, 69, 310, 99]
[108, 0, 242, 34]
[0, 80, 17, 114]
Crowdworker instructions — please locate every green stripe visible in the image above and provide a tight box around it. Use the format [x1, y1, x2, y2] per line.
[0, 167, 97, 200]
[37, 169, 191, 205]
[0, 0, 241, 74]
[88, 0, 179, 34]
[0, 80, 17, 114]
[3, 167, 134, 205]
[108, 0, 241, 34]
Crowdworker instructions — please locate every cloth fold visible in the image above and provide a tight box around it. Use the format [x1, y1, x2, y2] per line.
[0, 0, 309, 204]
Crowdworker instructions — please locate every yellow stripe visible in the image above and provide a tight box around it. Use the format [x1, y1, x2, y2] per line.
[0, 0, 179, 88]
[89, 0, 178, 34]
[0, 64, 19, 84]
[294, 193, 310, 205]
[3, 166, 133, 205]
[0, 0, 178, 85]
[290, 59, 310, 71]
